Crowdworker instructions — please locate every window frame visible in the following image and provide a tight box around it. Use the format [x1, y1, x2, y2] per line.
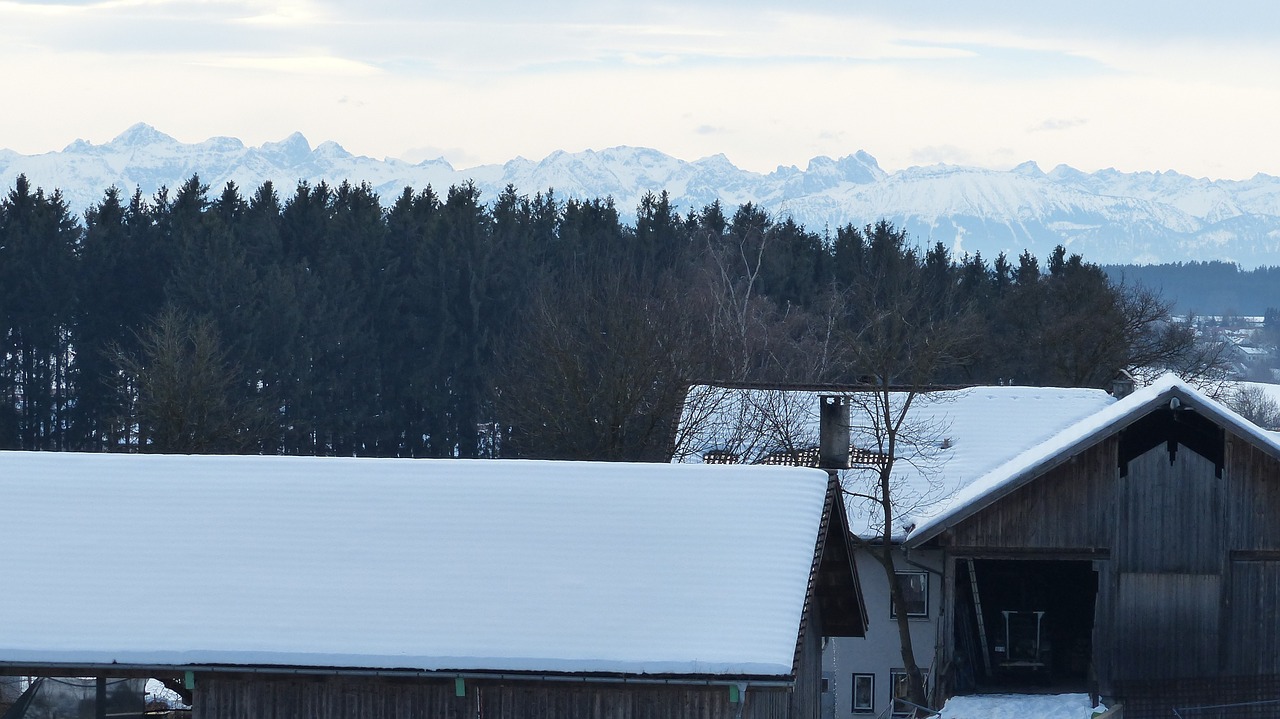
[850, 673, 874, 713]
[890, 669, 929, 718]
[890, 570, 929, 619]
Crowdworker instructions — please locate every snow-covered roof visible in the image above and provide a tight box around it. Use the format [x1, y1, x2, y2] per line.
[0, 453, 838, 678]
[906, 373, 1280, 545]
[676, 385, 1115, 539]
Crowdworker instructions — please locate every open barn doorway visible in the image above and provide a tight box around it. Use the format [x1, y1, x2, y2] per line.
[952, 559, 1098, 694]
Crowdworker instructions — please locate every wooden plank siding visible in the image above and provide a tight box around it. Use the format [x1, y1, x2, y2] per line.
[194, 676, 794, 719]
[789, 600, 823, 719]
[1111, 445, 1225, 684]
[189, 602, 831, 719]
[924, 404, 1280, 714]
[1092, 558, 1114, 696]
[1116, 448, 1223, 574]
[1225, 438, 1280, 552]
[944, 437, 1117, 552]
[1225, 560, 1280, 675]
[1112, 572, 1221, 679]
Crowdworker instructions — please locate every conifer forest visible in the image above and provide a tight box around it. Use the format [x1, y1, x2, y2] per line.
[0, 174, 1209, 460]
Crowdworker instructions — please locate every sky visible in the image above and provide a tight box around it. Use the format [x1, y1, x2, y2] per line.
[2, 0, 1279, 179]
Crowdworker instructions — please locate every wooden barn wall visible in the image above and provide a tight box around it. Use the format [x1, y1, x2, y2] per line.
[1092, 558, 1114, 695]
[1111, 446, 1224, 683]
[944, 437, 1117, 551]
[1221, 433, 1280, 677]
[935, 417, 1280, 699]
[1114, 674, 1280, 719]
[193, 676, 795, 719]
[789, 600, 822, 719]
[1110, 571, 1220, 680]
[1225, 560, 1280, 675]
[1115, 447, 1223, 573]
[1225, 437, 1280, 551]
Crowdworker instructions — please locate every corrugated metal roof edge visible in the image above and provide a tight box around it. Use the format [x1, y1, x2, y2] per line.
[904, 373, 1280, 548]
[0, 661, 796, 687]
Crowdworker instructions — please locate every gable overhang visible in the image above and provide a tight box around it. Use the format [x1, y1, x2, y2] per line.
[816, 474, 869, 637]
[904, 377, 1280, 549]
[790, 473, 868, 675]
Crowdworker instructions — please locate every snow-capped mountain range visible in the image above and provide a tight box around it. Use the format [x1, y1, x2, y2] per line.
[5, 123, 1280, 267]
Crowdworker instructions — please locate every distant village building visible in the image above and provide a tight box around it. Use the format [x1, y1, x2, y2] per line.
[0, 456, 866, 719]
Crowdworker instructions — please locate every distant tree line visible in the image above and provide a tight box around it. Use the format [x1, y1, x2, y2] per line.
[1103, 261, 1280, 316]
[0, 174, 1211, 459]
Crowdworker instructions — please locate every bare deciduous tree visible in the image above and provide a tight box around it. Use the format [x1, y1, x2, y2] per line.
[1224, 384, 1280, 430]
[675, 223, 975, 712]
[498, 267, 716, 461]
[1120, 289, 1232, 392]
[832, 249, 976, 711]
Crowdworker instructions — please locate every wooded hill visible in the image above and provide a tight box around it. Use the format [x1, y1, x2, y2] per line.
[0, 174, 1207, 460]
[1103, 262, 1280, 316]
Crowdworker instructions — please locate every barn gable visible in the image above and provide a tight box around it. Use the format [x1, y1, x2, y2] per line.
[903, 375, 1280, 717]
[907, 373, 1280, 546]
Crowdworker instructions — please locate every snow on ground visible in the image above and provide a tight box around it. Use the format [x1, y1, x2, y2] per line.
[144, 679, 188, 709]
[937, 693, 1105, 719]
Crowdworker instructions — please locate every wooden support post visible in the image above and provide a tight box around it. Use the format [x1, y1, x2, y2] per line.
[95, 677, 107, 719]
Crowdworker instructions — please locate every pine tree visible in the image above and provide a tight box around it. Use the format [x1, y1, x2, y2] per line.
[0, 175, 80, 449]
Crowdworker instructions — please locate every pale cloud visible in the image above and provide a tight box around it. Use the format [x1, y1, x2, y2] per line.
[1030, 118, 1088, 133]
[196, 55, 381, 77]
[2, 2, 1280, 180]
[234, 1, 324, 26]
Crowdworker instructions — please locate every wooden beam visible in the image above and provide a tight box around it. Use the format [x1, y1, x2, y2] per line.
[945, 547, 1110, 561]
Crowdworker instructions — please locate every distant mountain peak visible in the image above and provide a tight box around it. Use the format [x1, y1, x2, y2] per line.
[837, 152, 885, 183]
[111, 122, 177, 147]
[1012, 160, 1044, 177]
[261, 132, 312, 164]
[314, 141, 352, 160]
[3, 125, 1280, 266]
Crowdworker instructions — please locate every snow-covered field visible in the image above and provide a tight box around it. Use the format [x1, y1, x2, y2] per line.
[937, 693, 1106, 719]
[1233, 380, 1280, 404]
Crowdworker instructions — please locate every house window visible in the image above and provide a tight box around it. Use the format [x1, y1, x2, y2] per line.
[891, 571, 929, 618]
[851, 673, 874, 713]
[890, 669, 928, 717]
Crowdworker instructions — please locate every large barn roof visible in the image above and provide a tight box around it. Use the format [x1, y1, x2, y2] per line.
[0, 454, 840, 679]
[905, 373, 1280, 546]
[677, 384, 1116, 539]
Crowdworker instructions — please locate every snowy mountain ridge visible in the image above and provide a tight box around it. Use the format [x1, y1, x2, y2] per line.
[5, 123, 1280, 266]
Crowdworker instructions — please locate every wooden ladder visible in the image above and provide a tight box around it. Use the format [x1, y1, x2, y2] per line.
[966, 558, 993, 676]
